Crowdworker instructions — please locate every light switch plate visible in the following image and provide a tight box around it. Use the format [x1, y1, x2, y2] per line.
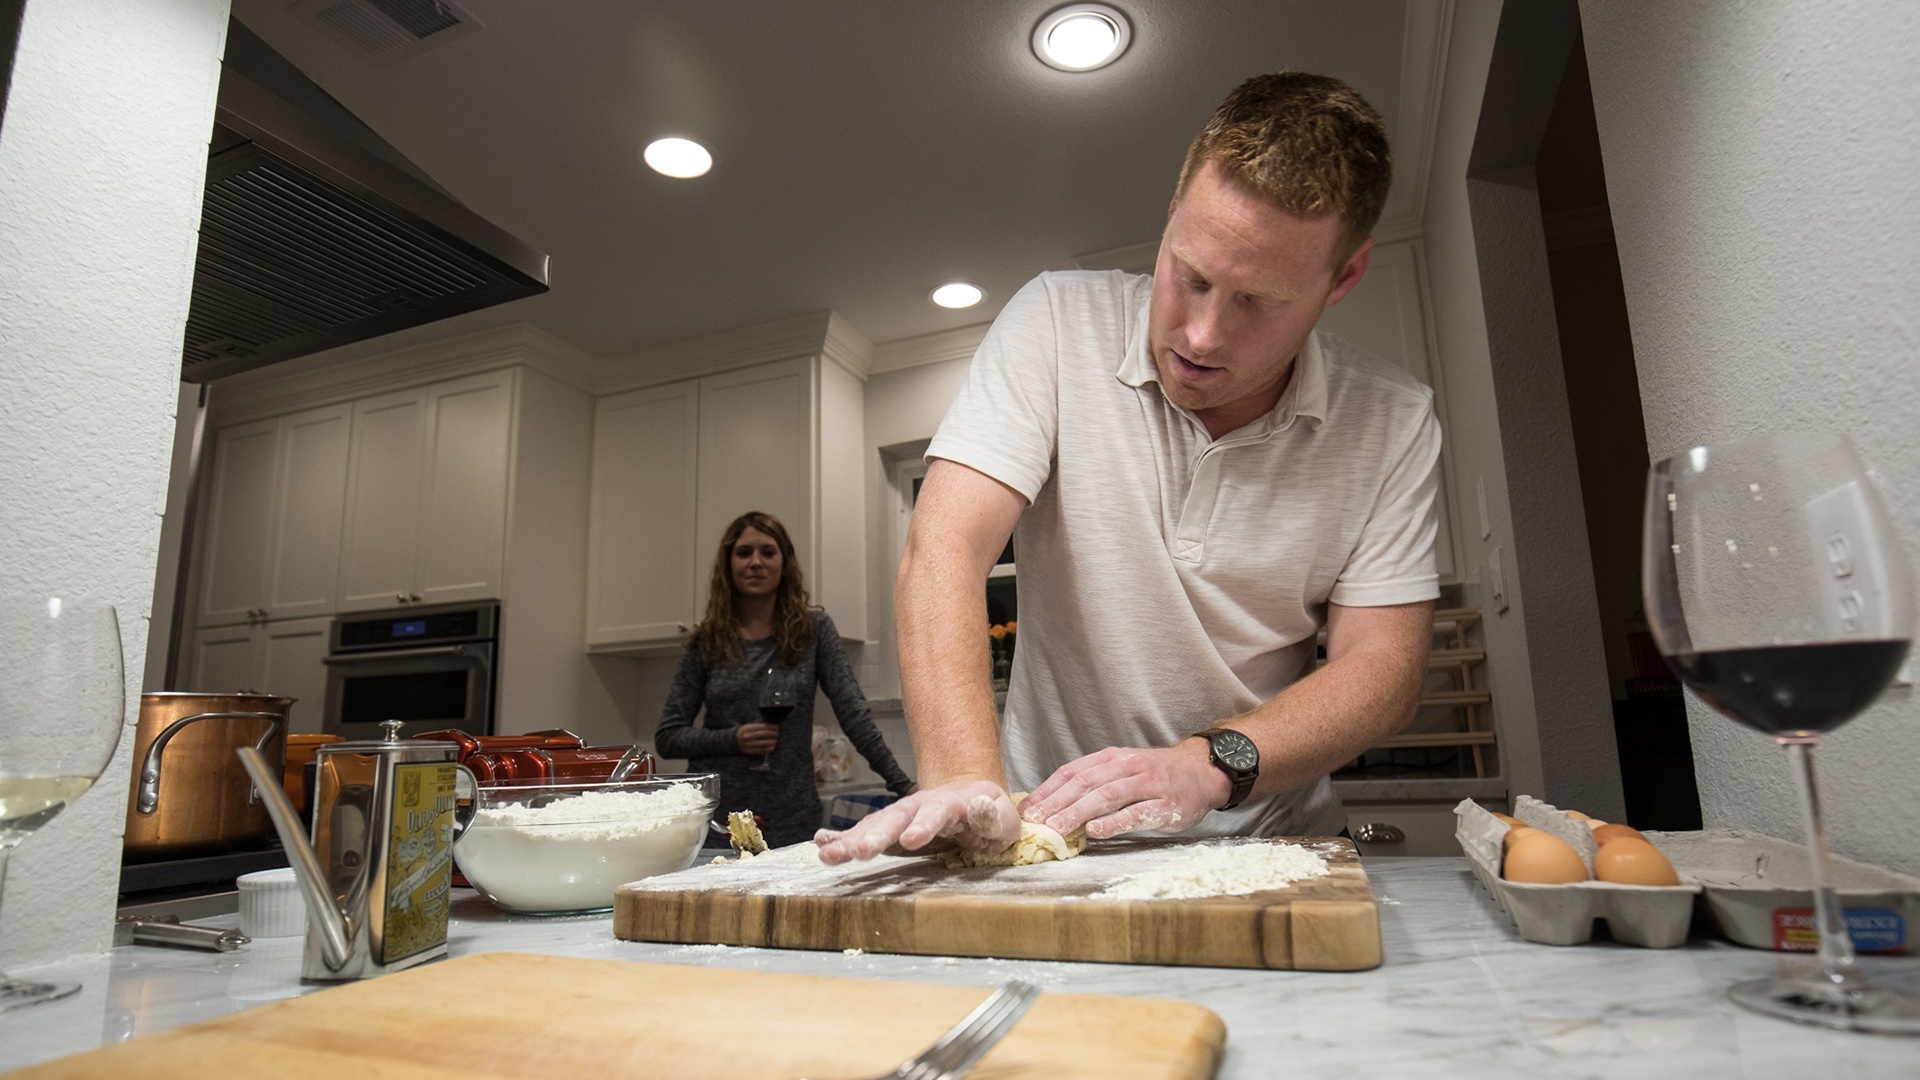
[1488, 545, 1509, 613]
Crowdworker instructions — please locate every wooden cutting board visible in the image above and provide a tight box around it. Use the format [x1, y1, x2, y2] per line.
[10, 953, 1224, 1080]
[616, 836, 1382, 970]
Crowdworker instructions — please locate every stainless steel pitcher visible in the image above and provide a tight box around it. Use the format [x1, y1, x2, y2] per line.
[237, 720, 475, 981]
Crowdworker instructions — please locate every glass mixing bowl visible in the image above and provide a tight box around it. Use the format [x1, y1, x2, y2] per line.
[453, 773, 718, 915]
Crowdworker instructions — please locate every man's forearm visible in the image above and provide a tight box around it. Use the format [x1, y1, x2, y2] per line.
[1227, 607, 1432, 797]
[895, 532, 1006, 789]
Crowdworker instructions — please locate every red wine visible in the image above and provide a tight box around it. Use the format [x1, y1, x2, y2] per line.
[1668, 640, 1910, 735]
[758, 706, 793, 724]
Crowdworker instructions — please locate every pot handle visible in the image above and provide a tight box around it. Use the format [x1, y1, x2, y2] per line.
[136, 710, 288, 815]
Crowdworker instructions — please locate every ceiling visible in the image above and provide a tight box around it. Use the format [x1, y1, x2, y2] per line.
[229, 0, 1426, 368]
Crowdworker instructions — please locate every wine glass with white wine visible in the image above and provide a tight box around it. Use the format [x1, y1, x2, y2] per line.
[0, 596, 124, 1011]
[1644, 433, 1919, 1033]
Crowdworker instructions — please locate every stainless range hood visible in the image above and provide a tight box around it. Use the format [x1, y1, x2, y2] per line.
[182, 21, 549, 382]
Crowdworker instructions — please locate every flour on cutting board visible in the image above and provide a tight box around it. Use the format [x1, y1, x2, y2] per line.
[1098, 841, 1328, 899]
[625, 837, 1343, 900]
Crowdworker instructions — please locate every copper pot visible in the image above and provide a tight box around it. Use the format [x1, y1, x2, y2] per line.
[122, 692, 293, 862]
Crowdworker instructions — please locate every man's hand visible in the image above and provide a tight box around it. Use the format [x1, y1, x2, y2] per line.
[1018, 741, 1231, 840]
[733, 722, 779, 756]
[814, 780, 1019, 865]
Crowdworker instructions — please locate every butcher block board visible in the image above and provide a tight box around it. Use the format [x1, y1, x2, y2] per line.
[8, 953, 1225, 1080]
[616, 836, 1382, 970]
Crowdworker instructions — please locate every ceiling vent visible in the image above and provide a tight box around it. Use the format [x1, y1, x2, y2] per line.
[289, 0, 482, 66]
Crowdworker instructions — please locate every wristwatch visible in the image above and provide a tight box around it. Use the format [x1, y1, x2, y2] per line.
[1196, 728, 1259, 810]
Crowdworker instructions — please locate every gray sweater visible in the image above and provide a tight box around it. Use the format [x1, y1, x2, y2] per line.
[654, 609, 913, 848]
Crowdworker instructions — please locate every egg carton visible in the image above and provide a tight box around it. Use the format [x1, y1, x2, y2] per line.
[1641, 828, 1920, 954]
[1455, 796, 1699, 948]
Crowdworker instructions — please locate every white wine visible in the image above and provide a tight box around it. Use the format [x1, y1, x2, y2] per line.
[0, 775, 95, 841]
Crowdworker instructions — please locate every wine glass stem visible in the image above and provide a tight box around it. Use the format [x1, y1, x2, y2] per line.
[1782, 737, 1859, 981]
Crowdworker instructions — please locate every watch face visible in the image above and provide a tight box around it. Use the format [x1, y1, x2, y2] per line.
[1211, 730, 1257, 773]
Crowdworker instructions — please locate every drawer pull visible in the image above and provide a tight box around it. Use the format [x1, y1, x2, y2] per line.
[1354, 822, 1405, 844]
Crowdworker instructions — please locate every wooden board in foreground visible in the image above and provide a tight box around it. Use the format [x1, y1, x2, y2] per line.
[616, 836, 1382, 970]
[11, 953, 1225, 1080]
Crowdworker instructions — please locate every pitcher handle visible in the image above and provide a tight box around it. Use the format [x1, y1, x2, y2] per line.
[136, 710, 287, 815]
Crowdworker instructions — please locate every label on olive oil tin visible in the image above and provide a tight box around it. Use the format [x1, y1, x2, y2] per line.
[380, 761, 458, 963]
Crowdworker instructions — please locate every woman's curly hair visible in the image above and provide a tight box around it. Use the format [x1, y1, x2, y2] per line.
[693, 510, 814, 668]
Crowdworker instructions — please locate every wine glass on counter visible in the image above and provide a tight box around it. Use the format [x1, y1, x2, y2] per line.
[1643, 433, 1919, 1032]
[750, 663, 798, 773]
[0, 596, 125, 1011]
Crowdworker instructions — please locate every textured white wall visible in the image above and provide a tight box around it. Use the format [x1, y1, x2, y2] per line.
[1581, 0, 1920, 872]
[0, 0, 230, 965]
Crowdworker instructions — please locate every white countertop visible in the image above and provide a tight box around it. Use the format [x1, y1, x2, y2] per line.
[4, 858, 1916, 1077]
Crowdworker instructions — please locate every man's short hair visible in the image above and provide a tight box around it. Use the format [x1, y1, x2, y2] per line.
[1176, 71, 1392, 262]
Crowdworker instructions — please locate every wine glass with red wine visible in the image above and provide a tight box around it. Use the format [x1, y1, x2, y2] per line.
[750, 663, 798, 773]
[1643, 432, 1919, 1032]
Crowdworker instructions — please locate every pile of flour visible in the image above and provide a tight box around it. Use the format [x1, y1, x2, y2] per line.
[471, 784, 710, 839]
[1100, 841, 1330, 900]
[455, 782, 712, 912]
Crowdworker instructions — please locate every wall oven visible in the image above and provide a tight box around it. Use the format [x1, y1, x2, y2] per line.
[323, 601, 498, 739]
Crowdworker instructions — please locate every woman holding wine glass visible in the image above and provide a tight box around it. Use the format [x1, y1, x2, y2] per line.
[655, 511, 916, 848]
[1644, 432, 1920, 1032]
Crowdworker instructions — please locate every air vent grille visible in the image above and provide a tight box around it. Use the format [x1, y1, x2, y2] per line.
[291, 0, 480, 65]
[182, 145, 534, 381]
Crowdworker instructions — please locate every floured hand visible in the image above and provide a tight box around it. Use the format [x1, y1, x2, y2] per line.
[814, 779, 1019, 865]
[1019, 742, 1231, 840]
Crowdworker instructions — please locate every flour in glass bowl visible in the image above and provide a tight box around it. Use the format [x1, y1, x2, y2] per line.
[1099, 841, 1330, 900]
[455, 783, 714, 914]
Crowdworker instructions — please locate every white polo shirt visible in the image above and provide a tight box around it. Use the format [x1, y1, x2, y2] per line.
[927, 270, 1442, 837]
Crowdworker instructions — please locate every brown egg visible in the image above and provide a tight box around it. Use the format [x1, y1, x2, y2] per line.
[1502, 824, 1541, 850]
[1563, 810, 1592, 822]
[1595, 837, 1681, 886]
[1492, 812, 1522, 826]
[1504, 832, 1589, 883]
[1584, 819, 1609, 830]
[1591, 823, 1646, 846]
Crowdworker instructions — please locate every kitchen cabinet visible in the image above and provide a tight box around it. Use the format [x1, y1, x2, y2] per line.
[188, 615, 332, 734]
[195, 404, 351, 627]
[584, 381, 698, 646]
[337, 370, 512, 612]
[586, 355, 867, 653]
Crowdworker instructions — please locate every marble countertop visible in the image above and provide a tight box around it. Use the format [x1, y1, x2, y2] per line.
[4, 858, 1916, 1078]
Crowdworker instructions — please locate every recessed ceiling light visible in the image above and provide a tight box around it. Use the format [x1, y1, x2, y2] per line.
[1032, 3, 1131, 72]
[930, 283, 985, 309]
[643, 137, 712, 178]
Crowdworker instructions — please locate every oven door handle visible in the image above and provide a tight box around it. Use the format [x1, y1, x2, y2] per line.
[323, 644, 485, 664]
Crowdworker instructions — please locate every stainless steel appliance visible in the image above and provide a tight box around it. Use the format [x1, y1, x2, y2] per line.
[323, 601, 498, 739]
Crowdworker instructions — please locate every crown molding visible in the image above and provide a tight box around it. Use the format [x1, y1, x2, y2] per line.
[208, 323, 599, 422]
[595, 309, 843, 394]
[822, 311, 875, 381]
[870, 322, 991, 375]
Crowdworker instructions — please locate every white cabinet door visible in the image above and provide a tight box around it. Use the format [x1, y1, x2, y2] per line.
[338, 388, 428, 611]
[197, 419, 279, 627]
[586, 381, 700, 647]
[416, 372, 512, 606]
[266, 404, 351, 621]
[190, 623, 262, 695]
[696, 358, 813, 618]
[260, 616, 332, 735]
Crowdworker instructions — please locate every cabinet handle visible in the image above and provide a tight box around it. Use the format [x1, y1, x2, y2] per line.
[409, 593, 422, 602]
[676, 623, 689, 634]
[396, 593, 409, 604]
[1353, 823, 1406, 844]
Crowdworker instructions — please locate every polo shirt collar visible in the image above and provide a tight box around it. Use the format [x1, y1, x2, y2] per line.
[1116, 303, 1330, 435]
